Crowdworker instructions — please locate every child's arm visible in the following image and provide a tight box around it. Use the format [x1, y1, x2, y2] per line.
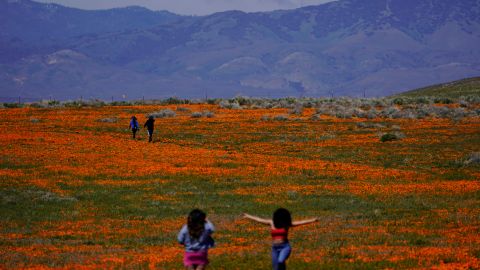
[292, 217, 318, 227]
[177, 225, 188, 244]
[243, 213, 272, 226]
[205, 219, 215, 233]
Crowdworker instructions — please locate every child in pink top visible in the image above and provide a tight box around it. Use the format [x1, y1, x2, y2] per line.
[244, 208, 318, 270]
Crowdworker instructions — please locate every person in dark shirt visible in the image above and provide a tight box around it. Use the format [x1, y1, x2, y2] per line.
[144, 116, 155, 143]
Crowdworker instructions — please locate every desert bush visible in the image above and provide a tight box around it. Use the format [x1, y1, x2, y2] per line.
[392, 97, 407, 105]
[289, 103, 304, 115]
[161, 97, 189, 105]
[380, 132, 404, 142]
[261, 115, 271, 121]
[301, 100, 316, 108]
[400, 109, 417, 119]
[191, 110, 214, 118]
[391, 125, 402, 131]
[357, 122, 385, 129]
[371, 99, 387, 107]
[451, 108, 468, 119]
[463, 152, 480, 166]
[415, 105, 432, 119]
[97, 117, 118, 123]
[203, 110, 215, 118]
[414, 97, 432, 104]
[433, 97, 454, 104]
[459, 100, 470, 108]
[86, 99, 106, 107]
[191, 112, 203, 118]
[28, 102, 46, 108]
[252, 103, 268, 109]
[357, 122, 372, 128]
[232, 96, 252, 106]
[29, 189, 78, 203]
[219, 100, 242, 109]
[320, 132, 336, 140]
[381, 106, 401, 118]
[352, 108, 366, 118]
[149, 109, 176, 118]
[430, 106, 452, 118]
[273, 115, 289, 121]
[48, 100, 61, 106]
[336, 110, 354, 119]
[110, 101, 133, 106]
[366, 109, 379, 119]
[3, 103, 23, 108]
[206, 99, 219, 105]
[63, 100, 86, 107]
[140, 99, 158, 105]
[461, 95, 480, 104]
[359, 103, 372, 111]
[177, 107, 191, 112]
[315, 106, 331, 116]
[353, 108, 378, 119]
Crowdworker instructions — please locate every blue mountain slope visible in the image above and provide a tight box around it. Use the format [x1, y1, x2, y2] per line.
[0, 0, 182, 62]
[1, 0, 479, 99]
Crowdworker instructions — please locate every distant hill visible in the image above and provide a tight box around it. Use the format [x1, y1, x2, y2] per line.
[393, 77, 480, 98]
[1, 0, 480, 100]
[0, 0, 181, 63]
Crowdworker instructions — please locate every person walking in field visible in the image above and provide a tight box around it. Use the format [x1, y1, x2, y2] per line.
[144, 115, 155, 143]
[129, 116, 139, 139]
[178, 209, 215, 270]
[243, 208, 318, 270]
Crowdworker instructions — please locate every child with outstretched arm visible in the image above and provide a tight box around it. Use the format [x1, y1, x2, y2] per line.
[244, 208, 318, 270]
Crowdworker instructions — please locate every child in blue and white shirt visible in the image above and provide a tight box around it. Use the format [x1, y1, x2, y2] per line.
[178, 209, 215, 270]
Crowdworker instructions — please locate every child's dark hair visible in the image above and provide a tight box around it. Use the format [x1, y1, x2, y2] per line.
[187, 209, 206, 239]
[273, 208, 292, 229]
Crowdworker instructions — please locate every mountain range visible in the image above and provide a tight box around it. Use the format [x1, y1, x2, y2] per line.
[1, 0, 480, 100]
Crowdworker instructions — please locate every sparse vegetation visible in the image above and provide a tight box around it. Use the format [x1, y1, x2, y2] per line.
[97, 117, 118, 123]
[191, 111, 203, 118]
[380, 132, 405, 142]
[191, 110, 214, 118]
[148, 109, 176, 118]
[176, 107, 191, 112]
[273, 114, 289, 121]
[6, 92, 480, 122]
[464, 152, 480, 166]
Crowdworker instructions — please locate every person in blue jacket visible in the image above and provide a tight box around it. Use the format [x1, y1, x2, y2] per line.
[129, 116, 139, 139]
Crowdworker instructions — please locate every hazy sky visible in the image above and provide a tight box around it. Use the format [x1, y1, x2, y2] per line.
[34, 0, 336, 15]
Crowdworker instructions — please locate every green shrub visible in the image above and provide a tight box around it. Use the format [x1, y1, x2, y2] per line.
[162, 97, 189, 105]
[380, 133, 399, 142]
[3, 103, 23, 108]
[48, 100, 60, 106]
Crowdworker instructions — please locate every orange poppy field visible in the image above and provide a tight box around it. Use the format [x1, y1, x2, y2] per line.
[0, 104, 479, 269]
